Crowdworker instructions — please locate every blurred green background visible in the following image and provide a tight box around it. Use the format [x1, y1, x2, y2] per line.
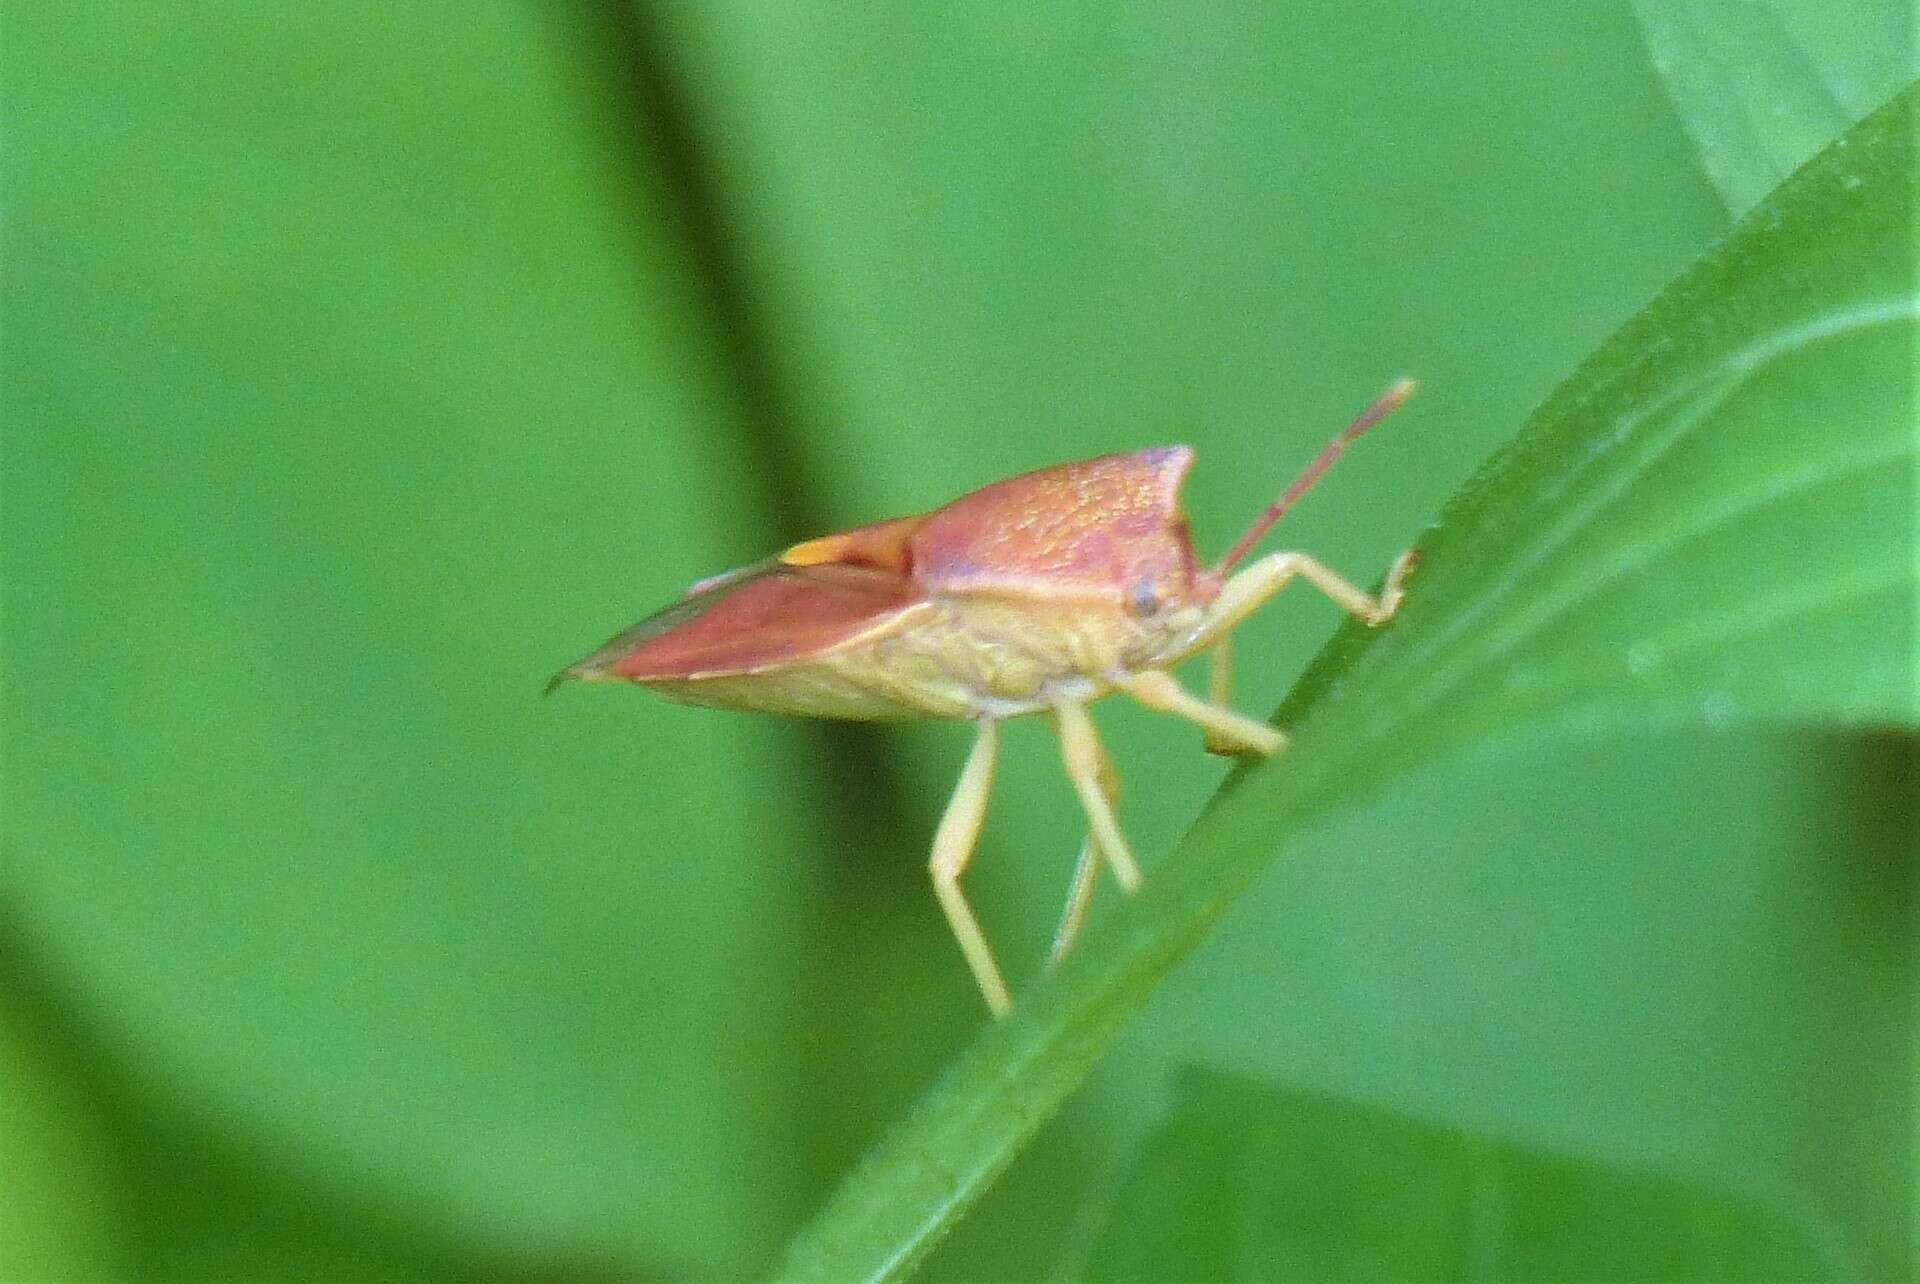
[4, 4, 1911, 1280]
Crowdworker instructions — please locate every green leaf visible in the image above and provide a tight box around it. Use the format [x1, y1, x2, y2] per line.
[21, 8, 1735, 1276]
[776, 88, 1916, 1283]
[1631, 0, 1915, 215]
[1065, 1069, 1839, 1281]
[1101, 721, 1912, 1282]
[0, 970, 129, 1281]
[1, 8, 811, 1274]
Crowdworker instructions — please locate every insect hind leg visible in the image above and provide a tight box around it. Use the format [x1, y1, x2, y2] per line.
[1048, 738, 1120, 968]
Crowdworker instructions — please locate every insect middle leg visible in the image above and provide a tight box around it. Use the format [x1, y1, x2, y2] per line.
[1052, 702, 1141, 894]
[929, 719, 1010, 1018]
[1203, 635, 1238, 756]
[1048, 733, 1121, 967]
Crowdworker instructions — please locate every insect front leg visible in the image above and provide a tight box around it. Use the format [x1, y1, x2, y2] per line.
[930, 720, 1010, 1018]
[1169, 549, 1416, 753]
[1205, 548, 1419, 645]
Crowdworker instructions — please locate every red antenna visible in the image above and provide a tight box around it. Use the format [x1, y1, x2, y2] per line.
[1215, 378, 1416, 575]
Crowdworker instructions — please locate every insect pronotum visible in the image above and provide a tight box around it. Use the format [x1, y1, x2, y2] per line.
[552, 381, 1419, 1017]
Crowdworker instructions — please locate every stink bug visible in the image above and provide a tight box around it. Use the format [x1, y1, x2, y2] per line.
[552, 381, 1420, 1018]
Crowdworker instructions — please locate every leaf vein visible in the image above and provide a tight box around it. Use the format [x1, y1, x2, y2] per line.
[1461, 443, 1906, 673]
[1344, 299, 1918, 745]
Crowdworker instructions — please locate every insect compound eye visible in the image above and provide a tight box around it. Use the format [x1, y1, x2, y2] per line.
[1126, 579, 1161, 618]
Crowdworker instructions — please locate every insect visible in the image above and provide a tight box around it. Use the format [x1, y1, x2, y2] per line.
[551, 381, 1419, 1018]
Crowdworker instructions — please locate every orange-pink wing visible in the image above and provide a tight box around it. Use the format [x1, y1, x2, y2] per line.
[908, 446, 1199, 604]
[555, 558, 923, 684]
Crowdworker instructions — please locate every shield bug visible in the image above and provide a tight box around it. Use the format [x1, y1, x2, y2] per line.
[552, 381, 1420, 1018]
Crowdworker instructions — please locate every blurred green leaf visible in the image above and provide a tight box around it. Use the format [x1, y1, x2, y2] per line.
[5, 7, 1741, 1277]
[1631, 0, 1915, 215]
[0, 962, 129, 1281]
[1105, 722, 1913, 1282]
[1064, 1068, 1838, 1281]
[777, 88, 1915, 1283]
[0, 919, 544, 1283]
[7, 5, 1912, 1279]
[1, 7, 809, 1274]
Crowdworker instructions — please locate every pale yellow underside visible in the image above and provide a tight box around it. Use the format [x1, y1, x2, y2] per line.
[636, 594, 1208, 722]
